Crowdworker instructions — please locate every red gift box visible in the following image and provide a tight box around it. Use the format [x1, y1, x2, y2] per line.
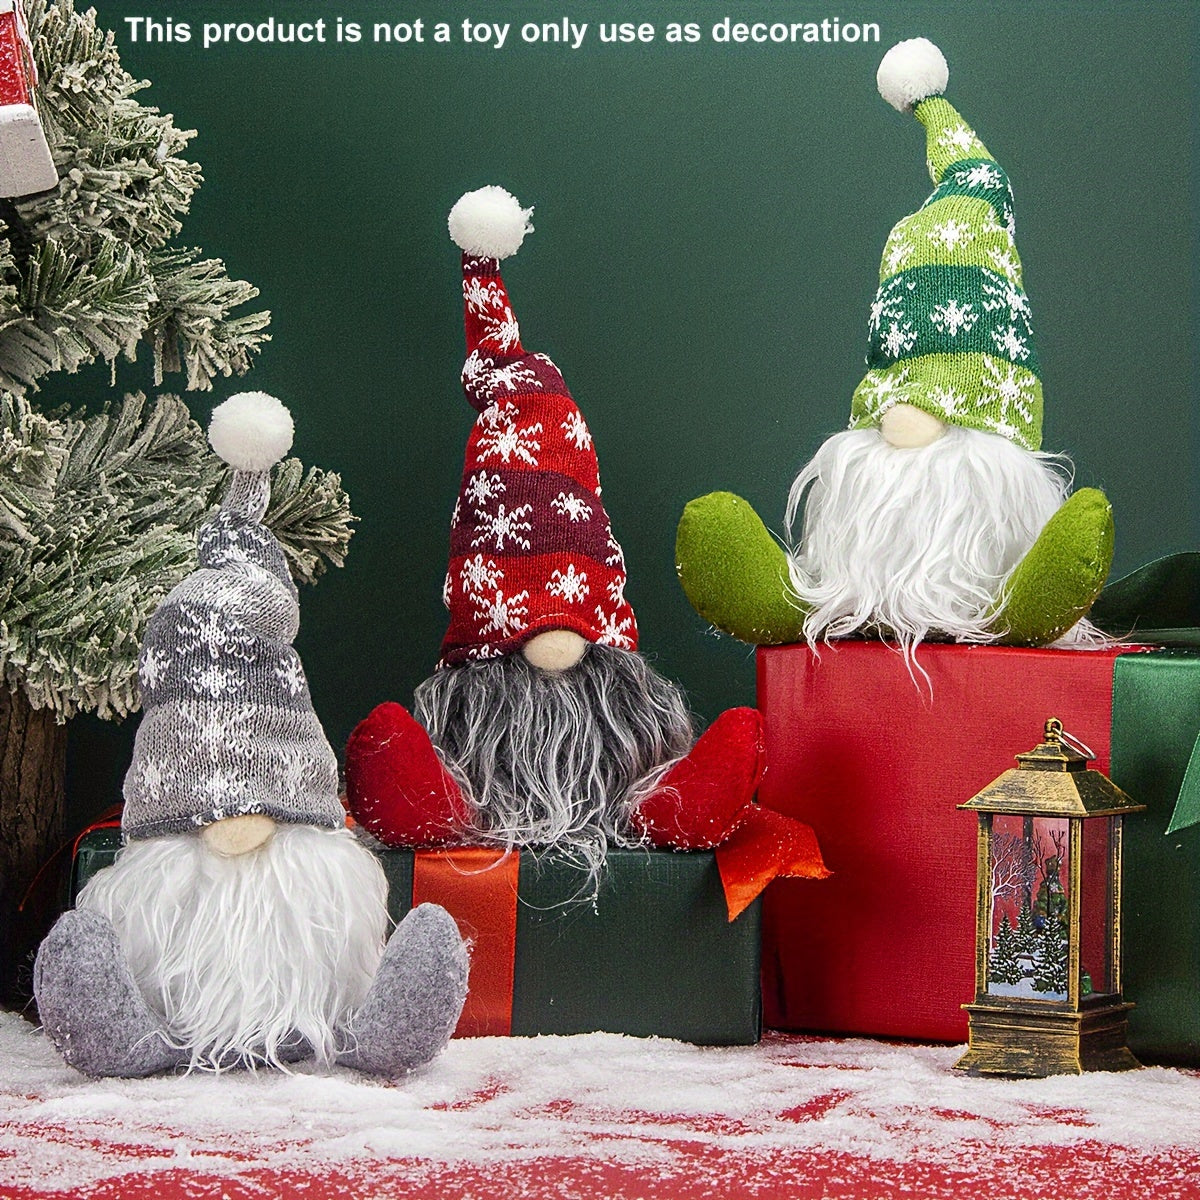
[757, 640, 1143, 1043]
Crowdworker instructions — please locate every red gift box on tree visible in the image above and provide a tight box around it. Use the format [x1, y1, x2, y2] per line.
[757, 640, 1144, 1043]
[0, 0, 55, 197]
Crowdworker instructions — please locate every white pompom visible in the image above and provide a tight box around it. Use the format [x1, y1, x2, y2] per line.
[208, 392, 294, 472]
[876, 37, 949, 112]
[448, 186, 533, 259]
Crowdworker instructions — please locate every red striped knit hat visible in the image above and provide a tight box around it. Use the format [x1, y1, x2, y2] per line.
[439, 186, 638, 668]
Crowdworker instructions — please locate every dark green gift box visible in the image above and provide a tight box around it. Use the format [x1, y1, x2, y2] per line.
[69, 835, 762, 1046]
[1114, 650, 1200, 1065]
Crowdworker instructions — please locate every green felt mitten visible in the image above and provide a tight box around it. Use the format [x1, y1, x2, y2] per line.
[990, 487, 1114, 646]
[675, 492, 806, 645]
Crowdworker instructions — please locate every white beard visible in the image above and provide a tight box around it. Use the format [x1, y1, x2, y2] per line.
[77, 824, 388, 1071]
[785, 426, 1101, 653]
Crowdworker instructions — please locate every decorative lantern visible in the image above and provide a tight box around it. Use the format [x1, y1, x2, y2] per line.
[955, 718, 1144, 1077]
[0, 0, 56, 198]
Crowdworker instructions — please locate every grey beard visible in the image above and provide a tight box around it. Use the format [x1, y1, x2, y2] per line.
[413, 645, 695, 889]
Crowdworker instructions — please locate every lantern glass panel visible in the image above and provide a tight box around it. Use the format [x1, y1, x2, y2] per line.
[1079, 816, 1115, 998]
[986, 814, 1070, 1002]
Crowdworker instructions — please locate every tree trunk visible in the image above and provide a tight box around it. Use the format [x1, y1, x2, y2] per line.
[0, 687, 67, 1007]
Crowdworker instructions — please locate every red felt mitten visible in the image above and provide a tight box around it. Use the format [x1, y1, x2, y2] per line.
[345, 702, 474, 847]
[632, 706, 766, 849]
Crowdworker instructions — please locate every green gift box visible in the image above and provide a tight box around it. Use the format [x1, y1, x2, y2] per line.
[379, 845, 762, 1045]
[69, 835, 761, 1046]
[1113, 649, 1200, 1065]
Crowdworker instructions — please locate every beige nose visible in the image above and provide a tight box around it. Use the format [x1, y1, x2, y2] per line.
[521, 629, 588, 672]
[201, 813, 277, 857]
[880, 403, 946, 448]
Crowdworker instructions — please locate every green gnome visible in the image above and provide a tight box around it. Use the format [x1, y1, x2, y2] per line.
[676, 38, 1114, 655]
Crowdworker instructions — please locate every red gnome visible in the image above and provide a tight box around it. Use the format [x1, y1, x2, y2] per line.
[346, 187, 826, 915]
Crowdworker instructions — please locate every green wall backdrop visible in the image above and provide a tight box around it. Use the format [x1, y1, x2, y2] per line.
[66, 0, 1196, 826]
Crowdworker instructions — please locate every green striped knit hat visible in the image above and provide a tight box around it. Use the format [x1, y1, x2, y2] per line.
[850, 38, 1042, 451]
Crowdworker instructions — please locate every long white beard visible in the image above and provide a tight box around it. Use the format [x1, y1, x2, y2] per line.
[785, 426, 1100, 652]
[77, 824, 388, 1071]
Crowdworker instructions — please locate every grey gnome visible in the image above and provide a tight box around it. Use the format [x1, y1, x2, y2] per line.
[34, 392, 469, 1077]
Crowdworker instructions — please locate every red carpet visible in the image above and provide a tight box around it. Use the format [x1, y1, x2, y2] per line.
[3, 1015, 1199, 1199]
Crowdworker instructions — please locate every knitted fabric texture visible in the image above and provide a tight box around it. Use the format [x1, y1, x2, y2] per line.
[850, 95, 1043, 451]
[121, 470, 343, 839]
[439, 252, 637, 666]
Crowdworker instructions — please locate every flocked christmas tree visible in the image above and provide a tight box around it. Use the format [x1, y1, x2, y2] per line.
[0, 0, 354, 998]
[988, 914, 1023, 987]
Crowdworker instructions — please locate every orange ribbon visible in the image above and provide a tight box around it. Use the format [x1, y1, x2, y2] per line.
[411, 847, 520, 1037]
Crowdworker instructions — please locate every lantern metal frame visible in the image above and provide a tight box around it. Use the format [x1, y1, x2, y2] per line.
[954, 718, 1145, 1077]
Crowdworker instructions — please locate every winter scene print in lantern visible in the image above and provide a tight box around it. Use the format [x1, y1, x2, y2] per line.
[956, 719, 1144, 1078]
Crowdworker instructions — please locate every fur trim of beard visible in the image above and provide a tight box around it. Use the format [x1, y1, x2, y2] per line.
[413, 644, 695, 891]
[785, 426, 1104, 656]
[76, 824, 388, 1072]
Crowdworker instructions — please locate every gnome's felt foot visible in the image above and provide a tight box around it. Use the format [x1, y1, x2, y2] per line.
[338, 903, 469, 1078]
[676, 492, 806, 645]
[992, 487, 1115, 646]
[346, 702, 474, 847]
[633, 707, 767, 849]
[34, 908, 184, 1078]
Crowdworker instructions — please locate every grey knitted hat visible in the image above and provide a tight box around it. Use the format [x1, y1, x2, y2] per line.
[121, 393, 343, 840]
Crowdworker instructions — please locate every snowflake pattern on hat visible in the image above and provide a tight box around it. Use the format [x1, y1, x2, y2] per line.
[440, 250, 638, 666]
[850, 97, 1045, 451]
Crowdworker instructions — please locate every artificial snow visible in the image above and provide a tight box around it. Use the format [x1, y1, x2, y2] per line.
[2, 1011, 1200, 1195]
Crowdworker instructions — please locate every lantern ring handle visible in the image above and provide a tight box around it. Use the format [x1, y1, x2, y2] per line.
[1044, 718, 1095, 761]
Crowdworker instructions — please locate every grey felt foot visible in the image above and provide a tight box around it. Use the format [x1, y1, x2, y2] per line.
[338, 902, 469, 1078]
[34, 908, 185, 1078]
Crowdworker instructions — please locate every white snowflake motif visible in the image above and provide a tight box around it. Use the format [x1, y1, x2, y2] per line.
[472, 588, 530, 637]
[479, 305, 522, 352]
[928, 385, 970, 419]
[460, 554, 504, 595]
[605, 534, 625, 569]
[981, 273, 1030, 322]
[939, 122, 983, 156]
[881, 320, 918, 359]
[986, 246, 1022, 284]
[978, 356, 1036, 439]
[275, 657, 306, 697]
[855, 367, 911, 421]
[991, 324, 1030, 361]
[594, 606, 635, 649]
[546, 563, 590, 604]
[191, 662, 243, 701]
[929, 298, 978, 338]
[927, 218, 975, 252]
[561, 409, 593, 450]
[450, 497, 461, 529]
[463, 276, 505, 314]
[442, 571, 453, 608]
[176, 602, 256, 663]
[954, 162, 1003, 190]
[607, 575, 628, 606]
[488, 360, 541, 398]
[476, 420, 543, 467]
[470, 503, 533, 552]
[883, 235, 914, 274]
[868, 288, 906, 336]
[462, 349, 495, 391]
[135, 759, 172, 806]
[479, 399, 519, 429]
[1002, 205, 1017, 239]
[139, 645, 171, 690]
[551, 491, 593, 523]
[465, 470, 506, 506]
